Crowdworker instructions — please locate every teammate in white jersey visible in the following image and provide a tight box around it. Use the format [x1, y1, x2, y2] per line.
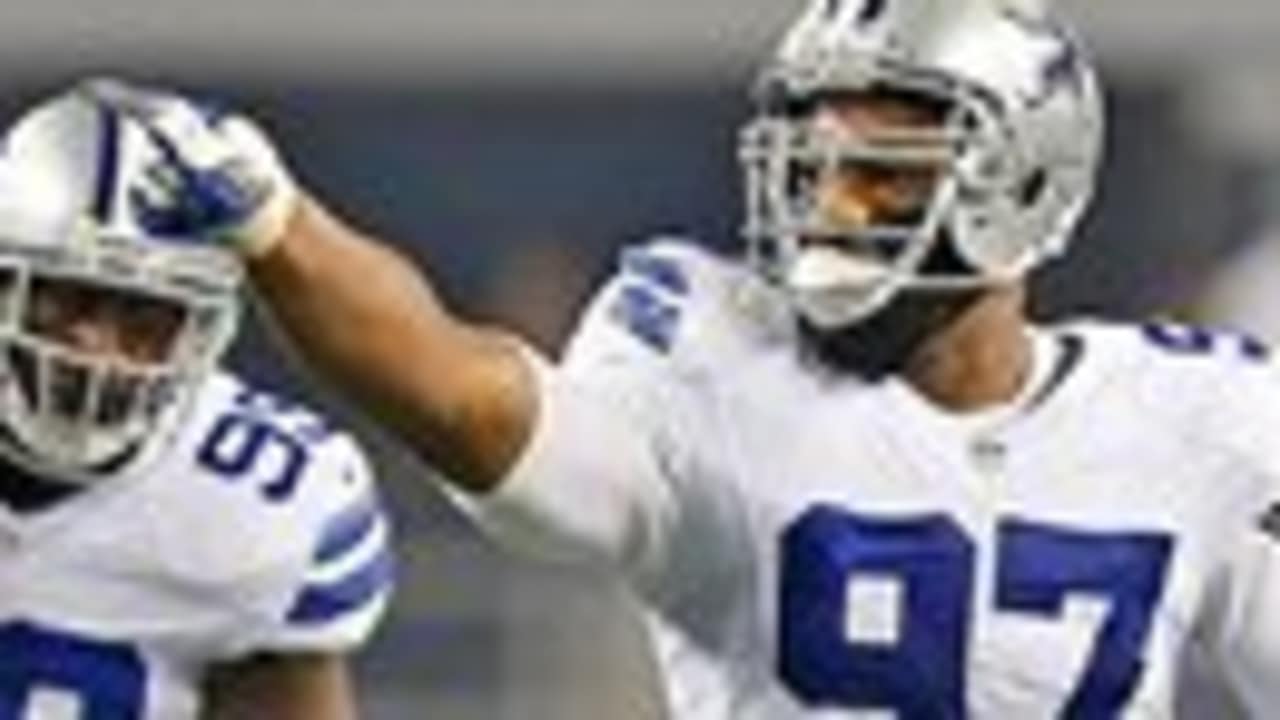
[0, 90, 392, 717]
[61, 0, 1280, 716]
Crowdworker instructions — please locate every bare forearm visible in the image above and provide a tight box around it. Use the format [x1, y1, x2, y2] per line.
[202, 654, 356, 720]
[246, 196, 537, 492]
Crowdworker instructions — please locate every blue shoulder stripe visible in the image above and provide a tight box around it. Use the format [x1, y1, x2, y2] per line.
[287, 545, 394, 625]
[314, 497, 382, 566]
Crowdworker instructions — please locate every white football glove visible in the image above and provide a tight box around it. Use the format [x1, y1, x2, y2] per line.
[79, 77, 297, 257]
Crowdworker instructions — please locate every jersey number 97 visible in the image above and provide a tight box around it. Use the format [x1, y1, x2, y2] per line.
[779, 506, 1172, 720]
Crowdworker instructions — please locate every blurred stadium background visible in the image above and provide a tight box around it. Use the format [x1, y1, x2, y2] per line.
[3, 0, 1280, 717]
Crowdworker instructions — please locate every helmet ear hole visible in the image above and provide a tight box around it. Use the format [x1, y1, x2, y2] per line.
[1018, 168, 1048, 208]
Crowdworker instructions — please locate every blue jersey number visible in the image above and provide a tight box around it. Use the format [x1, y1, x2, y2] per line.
[1142, 322, 1268, 361]
[779, 509, 974, 717]
[196, 390, 329, 503]
[0, 622, 145, 720]
[779, 507, 1173, 720]
[606, 247, 691, 354]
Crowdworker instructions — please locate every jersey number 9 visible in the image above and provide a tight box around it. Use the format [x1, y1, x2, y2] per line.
[0, 621, 144, 720]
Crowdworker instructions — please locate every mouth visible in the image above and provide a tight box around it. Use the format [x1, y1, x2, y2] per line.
[796, 224, 915, 268]
[784, 243, 898, 309]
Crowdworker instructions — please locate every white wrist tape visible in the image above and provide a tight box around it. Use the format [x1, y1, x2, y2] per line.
[222, 117, 299, 258]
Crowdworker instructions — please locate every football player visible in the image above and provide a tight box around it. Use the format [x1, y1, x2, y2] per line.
[0, 90, 392, 717]
[80, 0, 1280, 716]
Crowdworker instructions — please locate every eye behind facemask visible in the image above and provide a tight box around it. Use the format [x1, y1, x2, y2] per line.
[0, 263, 238, 486]
[741, 75, 1005, 329]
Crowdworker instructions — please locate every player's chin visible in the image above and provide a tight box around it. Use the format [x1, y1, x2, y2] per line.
[797, 286, 982, 382]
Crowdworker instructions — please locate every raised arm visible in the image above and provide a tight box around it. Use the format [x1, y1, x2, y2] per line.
[61, 78, 686, 573]
[78, 78, 537, 493]
[247, 195, 537, 491]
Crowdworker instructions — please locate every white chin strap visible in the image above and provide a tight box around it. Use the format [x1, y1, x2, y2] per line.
[784, 245, 901, 329]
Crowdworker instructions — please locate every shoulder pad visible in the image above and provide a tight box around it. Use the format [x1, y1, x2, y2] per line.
[600, 240, 702, 355]
[1055, 318, 1270, 383]
[1137, 320, 1270, 365]
[160, 373, 393, 652]
[184, 374, 363, 506]
[278, 435, 392, 645]
[564, 238, 788, 374]
[1070, 319, 1280, 456]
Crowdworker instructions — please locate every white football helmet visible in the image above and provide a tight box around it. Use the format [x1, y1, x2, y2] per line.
[740, 0, 1103, 328]
[0, 87, 242, 483]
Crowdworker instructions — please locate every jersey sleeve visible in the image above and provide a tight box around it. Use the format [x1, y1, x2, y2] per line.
[451, 242, 715, 580]
[255, 432, 395, 654]
[1187, 350, 1280, 715]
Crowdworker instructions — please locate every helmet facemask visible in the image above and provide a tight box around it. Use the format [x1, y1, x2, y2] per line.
[0, 86, 246, 487]
[0, 232, 239, 485]
[741, 0, 1103, 332]
[743, 70, 1017, 330]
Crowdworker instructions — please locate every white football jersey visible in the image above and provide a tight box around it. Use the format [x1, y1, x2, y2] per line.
[0, 371, 391, 719]
[461, 240, 1280, 719]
